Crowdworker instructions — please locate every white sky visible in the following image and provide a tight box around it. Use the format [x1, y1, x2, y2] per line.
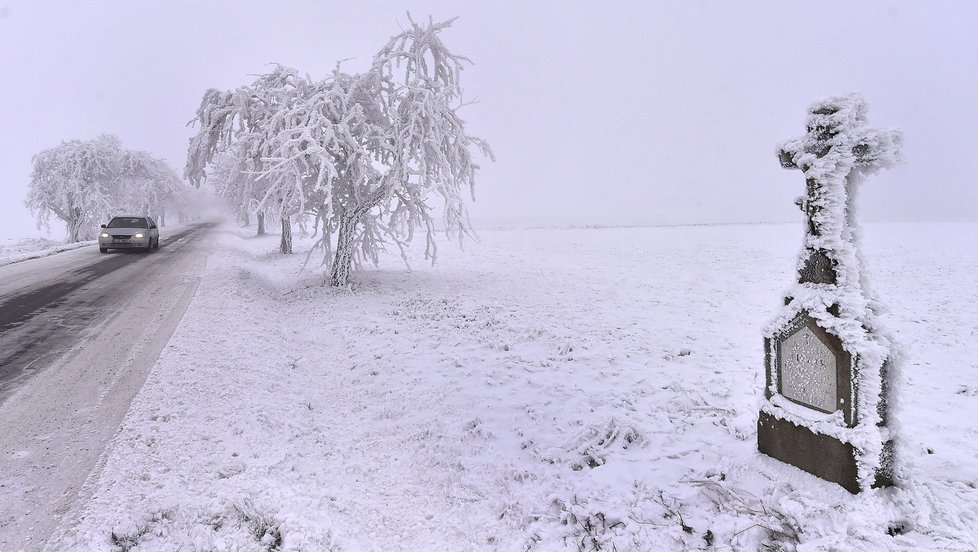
[1, 1, 976, 239]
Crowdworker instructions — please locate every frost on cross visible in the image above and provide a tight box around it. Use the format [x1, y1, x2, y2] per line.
[759, 93, 903, 493]
[776, 93, 902, 289]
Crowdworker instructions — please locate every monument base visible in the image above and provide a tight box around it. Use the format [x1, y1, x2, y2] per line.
[757, 411, 860, 493]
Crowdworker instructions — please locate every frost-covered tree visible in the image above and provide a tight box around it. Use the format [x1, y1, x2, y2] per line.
[27, 135, 187, 241]
[186, 15, 492, 283]
[27, 135, 124, 242]
[278, 16, 492, 285]
[186, 66, 309, 253]
[118, 149, 185, 226]
[207, 148, 270, 233]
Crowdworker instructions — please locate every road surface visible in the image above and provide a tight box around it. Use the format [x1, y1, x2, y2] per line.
[0, 223, 215, 551]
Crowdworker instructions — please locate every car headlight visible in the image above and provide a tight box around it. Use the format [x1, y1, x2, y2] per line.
[134, 233, 145, 238]
[100, 232, 109, 238]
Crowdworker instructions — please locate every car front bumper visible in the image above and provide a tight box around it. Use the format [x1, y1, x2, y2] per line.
[99, 237, 151, 249]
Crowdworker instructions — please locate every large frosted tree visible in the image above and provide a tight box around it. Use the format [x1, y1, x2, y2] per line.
[186, 16, 492, 284]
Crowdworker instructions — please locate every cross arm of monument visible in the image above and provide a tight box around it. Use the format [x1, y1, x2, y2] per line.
[776, 128, 901, 172]
[777, 138, 805, 170]
[851, 128, 902, 172]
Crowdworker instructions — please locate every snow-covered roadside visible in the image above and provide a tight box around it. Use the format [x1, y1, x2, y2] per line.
[52, 222, 978, 551]
[0, 237, 96, 268]
[0, 223, 196, 268]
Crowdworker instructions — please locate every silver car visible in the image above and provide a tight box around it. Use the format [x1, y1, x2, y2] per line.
[98, 216, 160, 253]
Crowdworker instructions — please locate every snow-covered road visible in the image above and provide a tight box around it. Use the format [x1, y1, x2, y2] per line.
[0, 223, 215, 551]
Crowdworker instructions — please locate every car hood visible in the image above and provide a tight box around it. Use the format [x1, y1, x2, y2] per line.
[103, 227, 150, 234]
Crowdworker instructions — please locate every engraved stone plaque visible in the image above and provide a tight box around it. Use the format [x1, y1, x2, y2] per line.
[780, 325, 837, 412]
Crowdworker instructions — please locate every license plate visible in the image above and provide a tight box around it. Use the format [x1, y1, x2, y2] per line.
[113, 239, 130, 243]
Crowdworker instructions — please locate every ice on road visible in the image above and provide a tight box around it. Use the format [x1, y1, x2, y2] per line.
[0, 224, 214, 551]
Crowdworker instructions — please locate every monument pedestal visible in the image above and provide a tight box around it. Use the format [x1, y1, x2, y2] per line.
[759, 306, 895, 493]
[757, 411, 859, 493]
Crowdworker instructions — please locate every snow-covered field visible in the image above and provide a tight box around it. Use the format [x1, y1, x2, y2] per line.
[51, 222, 977, 551]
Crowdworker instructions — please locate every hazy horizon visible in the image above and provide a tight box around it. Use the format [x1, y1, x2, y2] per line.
[2, 1, 977, 240]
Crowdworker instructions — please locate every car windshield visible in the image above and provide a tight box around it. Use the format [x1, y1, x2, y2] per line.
[107, 217, 148, 229]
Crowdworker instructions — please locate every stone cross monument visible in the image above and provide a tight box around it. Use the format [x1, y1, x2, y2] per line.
[757, 94, 902, 493]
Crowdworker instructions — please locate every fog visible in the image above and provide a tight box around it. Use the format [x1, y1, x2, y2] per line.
[1, 1, 976, 239]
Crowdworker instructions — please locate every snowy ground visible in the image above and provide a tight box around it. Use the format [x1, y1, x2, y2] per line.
[50, 222, 977, 551]
[0, 236, 96, 268]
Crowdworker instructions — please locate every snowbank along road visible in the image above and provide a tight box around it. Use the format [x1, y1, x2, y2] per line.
[0, 222, 215, 551]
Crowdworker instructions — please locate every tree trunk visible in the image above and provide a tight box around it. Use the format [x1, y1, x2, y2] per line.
[160, 207, 166, 228]
[330, 212, 359, 286]
[256, 211, 266, 236]
[329, 187, 388, 286]
[243, 210, 250, 227]
[67, 208, 83, 243]
[280, 216, 292, 254]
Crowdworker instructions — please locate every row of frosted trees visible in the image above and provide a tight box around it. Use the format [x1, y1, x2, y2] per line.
[26, 134, 192, 242]
[185, 16, 492, 286]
